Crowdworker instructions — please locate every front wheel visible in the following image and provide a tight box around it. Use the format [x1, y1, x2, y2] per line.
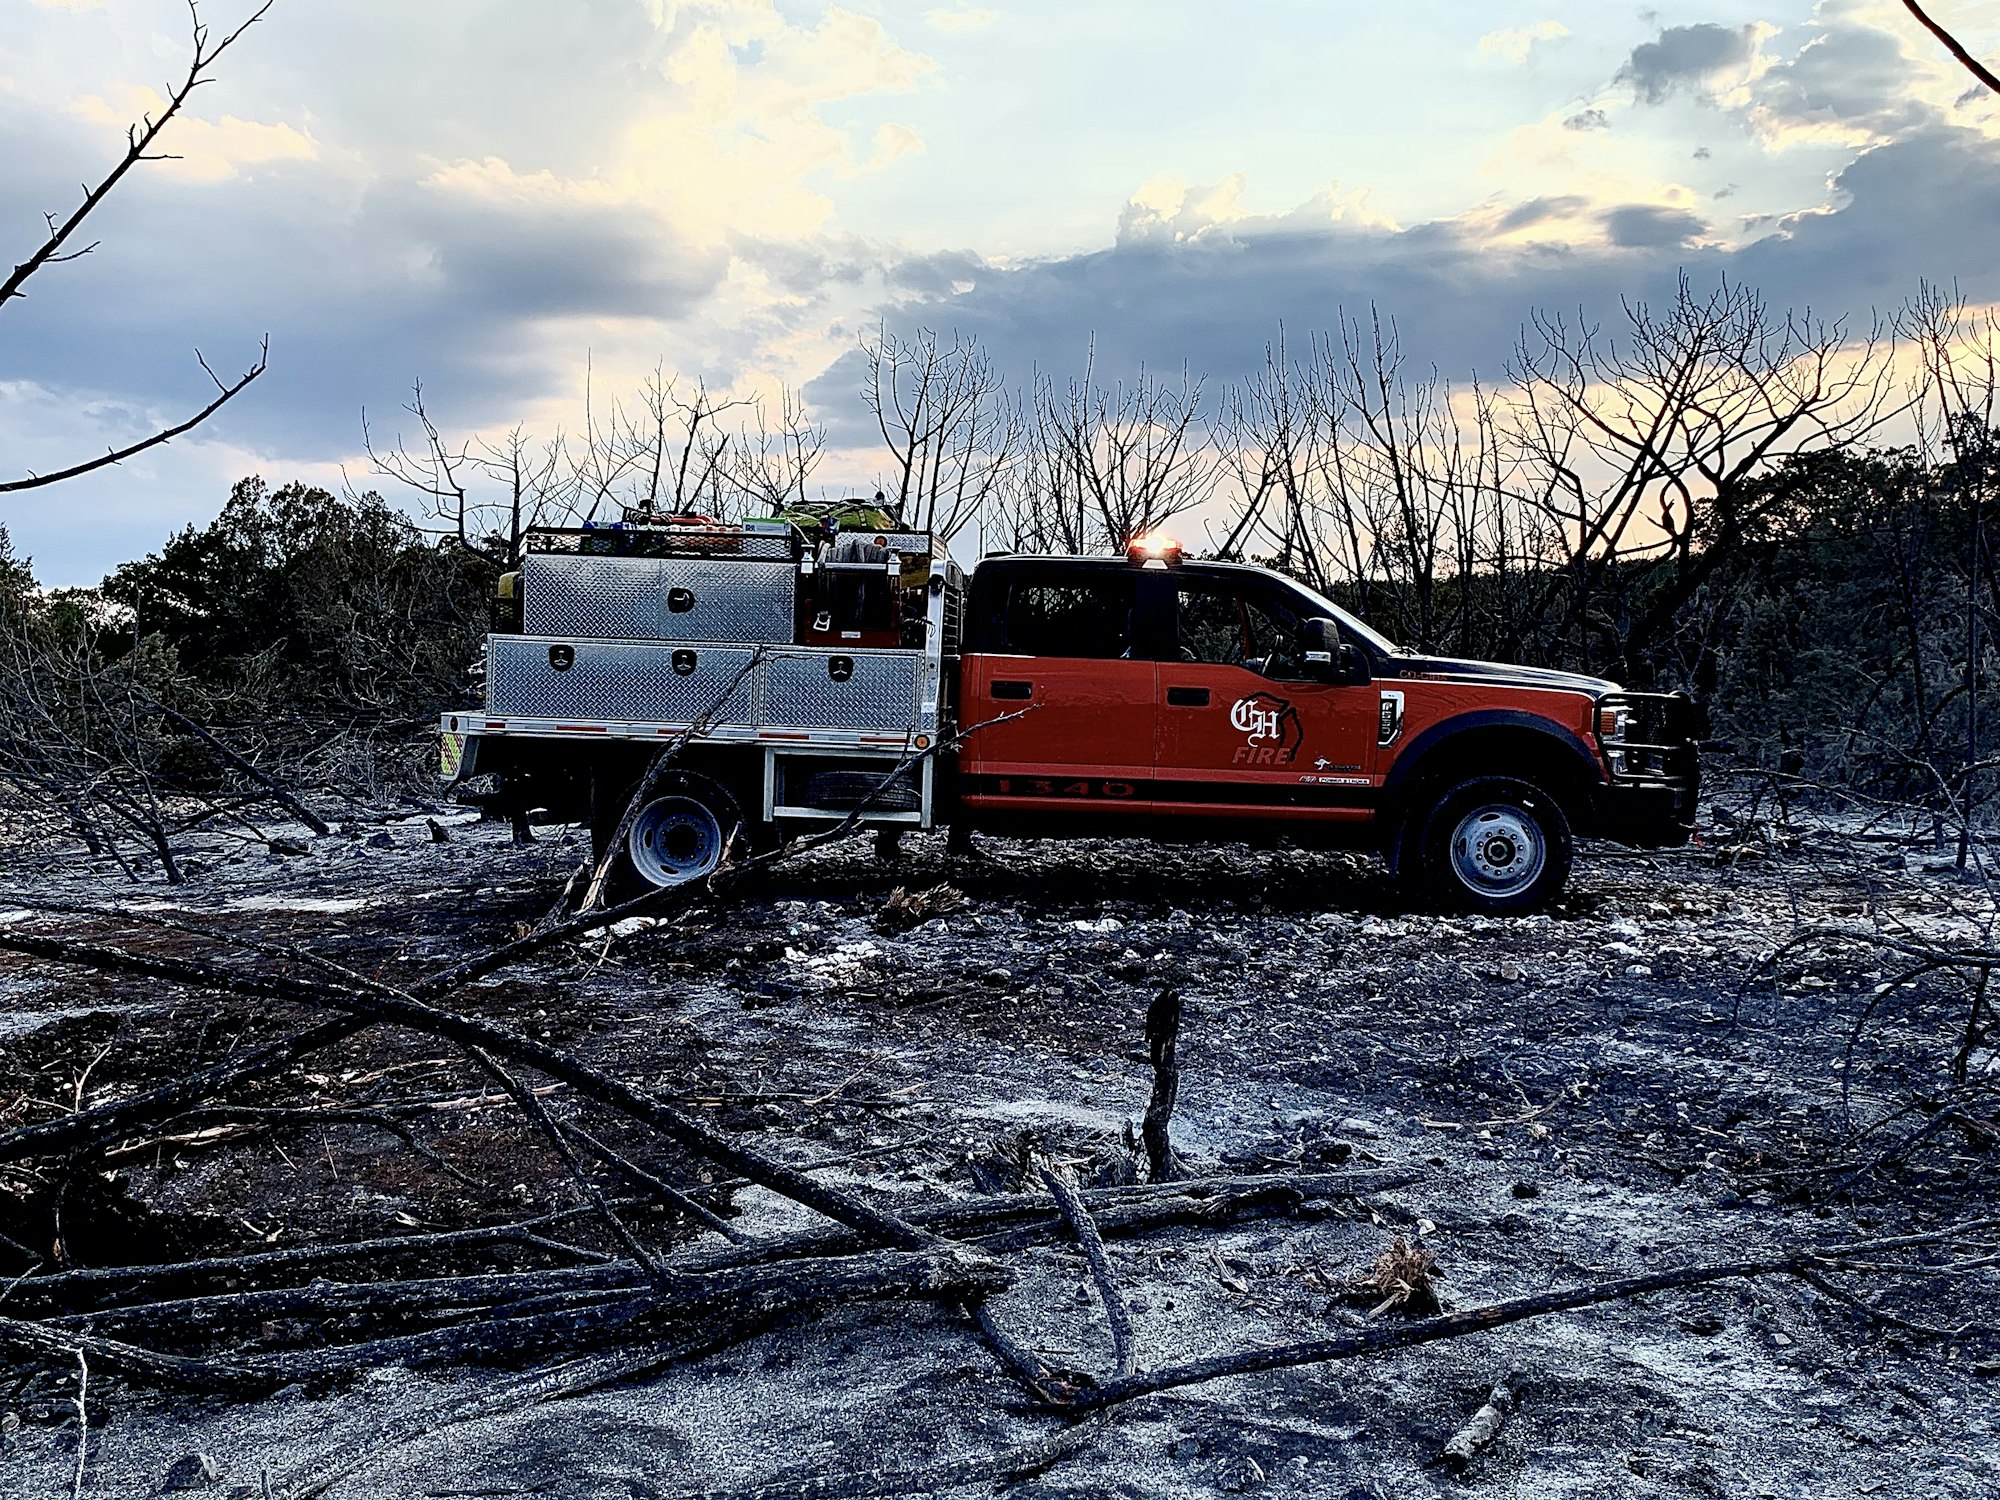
[1409, 776, 1573, 914]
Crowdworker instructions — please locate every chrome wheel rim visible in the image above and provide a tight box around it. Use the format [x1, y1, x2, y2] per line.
[626, 796, 725, 887]
[1448, 804, 1545, 898]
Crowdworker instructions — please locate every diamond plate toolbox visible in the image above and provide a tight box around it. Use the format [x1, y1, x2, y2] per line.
[487, 638, 758, 722]
[765, 650, 921, 729]
[522, 554, 795, 643]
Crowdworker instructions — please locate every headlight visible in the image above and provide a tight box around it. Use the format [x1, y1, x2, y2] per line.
[1598, 703, 1632, 776]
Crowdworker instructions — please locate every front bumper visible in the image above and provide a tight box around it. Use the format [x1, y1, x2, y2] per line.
[1595, 776, 1698, 847]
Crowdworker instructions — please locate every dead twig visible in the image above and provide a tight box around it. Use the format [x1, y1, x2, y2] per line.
[106, 1105, 480, 1187]
[1439, 1367, 1521, 1475]
[1036, 1159, 1136, 1377]
[1901, 0, 2000, 96]
[467, 1049, 675, 1285]
[1064, 1222, 2000, 1412]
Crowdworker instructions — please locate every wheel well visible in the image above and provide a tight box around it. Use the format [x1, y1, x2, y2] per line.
[1385, 725, 1601, 839]
[500, 743, 765, 828]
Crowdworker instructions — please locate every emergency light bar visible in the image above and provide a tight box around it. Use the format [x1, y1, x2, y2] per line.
[1127, 534, 1183, 568]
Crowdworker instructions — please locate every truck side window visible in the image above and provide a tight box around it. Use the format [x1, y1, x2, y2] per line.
[997, 577, 1134, 659]
[1176, 582, 1309, 678]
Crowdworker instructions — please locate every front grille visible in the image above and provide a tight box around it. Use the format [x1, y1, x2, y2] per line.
[1598, 692, 1700, 785]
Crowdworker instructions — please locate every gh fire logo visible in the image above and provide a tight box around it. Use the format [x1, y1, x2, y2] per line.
[1230, 693, 1302, 765]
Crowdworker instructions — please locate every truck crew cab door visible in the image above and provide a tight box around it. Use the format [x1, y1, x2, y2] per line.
[1156, 570, 1378, 824]
[957, 561, 1158, 813]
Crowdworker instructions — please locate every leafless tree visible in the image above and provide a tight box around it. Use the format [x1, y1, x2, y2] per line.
[1211, 318, 1544, 655]
[364, 383, 570, 568]
[734, 385, 826, 514]
[1508, 275, 1902, 675]
[0, 598, 187, 881]
[1211, 331, 1333, 580]
[1, 1, 273, 495]
[367, 365, 795, 564]
[1900, 284, 2000, 866]
[576, 365, 752, 522]
[1002, 345, 1218, 555]
[861, 326, 1020, 541]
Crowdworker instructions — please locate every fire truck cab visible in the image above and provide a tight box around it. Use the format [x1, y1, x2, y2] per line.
[440, 520, 1699, 914]
[951, 547, 1698, 910]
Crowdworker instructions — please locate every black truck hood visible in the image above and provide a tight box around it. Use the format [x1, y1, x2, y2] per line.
[1388, 654, 1618, 696]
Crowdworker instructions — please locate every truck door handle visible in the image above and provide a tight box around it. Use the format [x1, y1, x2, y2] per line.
[991, 680, 1033, 701]
[1166, 686, 1210, 706]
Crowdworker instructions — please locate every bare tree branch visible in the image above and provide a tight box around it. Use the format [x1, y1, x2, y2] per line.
[0, 341, 268, 495]
[1, 3, 275, 493]
[1901, 1, 2000, 96]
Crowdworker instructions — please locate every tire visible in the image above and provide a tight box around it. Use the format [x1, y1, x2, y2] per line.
[591, 769, 747, 898]
[801, 769, 922, 814]
[1410, 775, 1573, 915]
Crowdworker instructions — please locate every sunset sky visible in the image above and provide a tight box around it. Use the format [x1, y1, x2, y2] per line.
[5, 0, 2000, 581]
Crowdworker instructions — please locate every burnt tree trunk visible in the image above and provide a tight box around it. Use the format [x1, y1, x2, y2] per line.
[1143, 989, 1186, 1182]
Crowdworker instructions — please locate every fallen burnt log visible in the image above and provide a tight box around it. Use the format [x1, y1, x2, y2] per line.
[0, 1212, 618, 1312]
[0, 1244, 1003, 1394]
[1064, 1220, 2000, 1411]
[9, 1173, 1413, 1362]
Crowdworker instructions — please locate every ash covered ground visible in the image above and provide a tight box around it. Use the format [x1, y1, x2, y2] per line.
[0, 797, 1993, 1499]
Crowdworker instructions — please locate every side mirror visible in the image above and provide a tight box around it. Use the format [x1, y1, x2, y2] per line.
[1302, 618, 1371, 684]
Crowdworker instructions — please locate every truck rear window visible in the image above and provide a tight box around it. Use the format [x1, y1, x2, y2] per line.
[981, 575, 1135, 659]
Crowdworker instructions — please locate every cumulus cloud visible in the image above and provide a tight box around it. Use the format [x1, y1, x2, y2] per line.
[1603, 204, 1709, 248]
[1618, 22, 1766, 104]
[831, 121, 2000, 435]
[1477, 21, 1569, 66]
[1116, 174, 1253, 246]
[68, 86, 316, 182]
[1749, 9, 1937, 144]
[924, 5, 996, 31]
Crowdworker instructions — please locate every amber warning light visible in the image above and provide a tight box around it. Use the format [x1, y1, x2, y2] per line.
[1127, 534, 1184, 568]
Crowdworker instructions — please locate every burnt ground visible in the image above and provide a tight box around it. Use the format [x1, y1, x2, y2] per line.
[0, 795, 1993, 1499]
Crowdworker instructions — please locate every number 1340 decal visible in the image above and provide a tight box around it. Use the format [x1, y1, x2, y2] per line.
[990, 779, 1137, 798]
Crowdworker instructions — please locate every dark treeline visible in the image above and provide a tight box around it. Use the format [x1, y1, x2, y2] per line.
[4, 275, 1998, 876]
[0, 482, 490, 872]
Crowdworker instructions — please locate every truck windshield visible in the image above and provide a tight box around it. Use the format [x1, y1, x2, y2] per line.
[1280, 580, 1403, 656]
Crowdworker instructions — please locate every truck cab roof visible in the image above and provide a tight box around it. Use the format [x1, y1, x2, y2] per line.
[969, 551, 1405, 659]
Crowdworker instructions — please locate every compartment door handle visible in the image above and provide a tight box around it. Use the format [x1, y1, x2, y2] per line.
[1166, 686, 1210, 706]
[991, 680, 1033, 701]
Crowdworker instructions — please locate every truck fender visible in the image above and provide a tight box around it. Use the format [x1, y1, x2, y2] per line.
[1380, 709, 1603, 854]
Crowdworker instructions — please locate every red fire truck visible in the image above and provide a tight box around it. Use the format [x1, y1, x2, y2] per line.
[438, 519, 1698, 913]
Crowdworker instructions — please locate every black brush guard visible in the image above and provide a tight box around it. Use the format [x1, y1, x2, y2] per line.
[1593, 691, 1701, 846]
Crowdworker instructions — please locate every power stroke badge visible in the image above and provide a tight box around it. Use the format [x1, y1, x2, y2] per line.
[1229, 693, 1303, 765]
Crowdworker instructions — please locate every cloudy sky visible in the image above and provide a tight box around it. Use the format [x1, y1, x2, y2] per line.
[4, 0, 1999, 582]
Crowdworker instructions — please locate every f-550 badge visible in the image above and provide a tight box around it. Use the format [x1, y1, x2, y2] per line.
[1230, 693, 1303, 765]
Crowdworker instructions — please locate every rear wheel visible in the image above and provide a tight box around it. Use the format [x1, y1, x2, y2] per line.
[1409, 775, 1573, 914]
[591, 768, 747, 898]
